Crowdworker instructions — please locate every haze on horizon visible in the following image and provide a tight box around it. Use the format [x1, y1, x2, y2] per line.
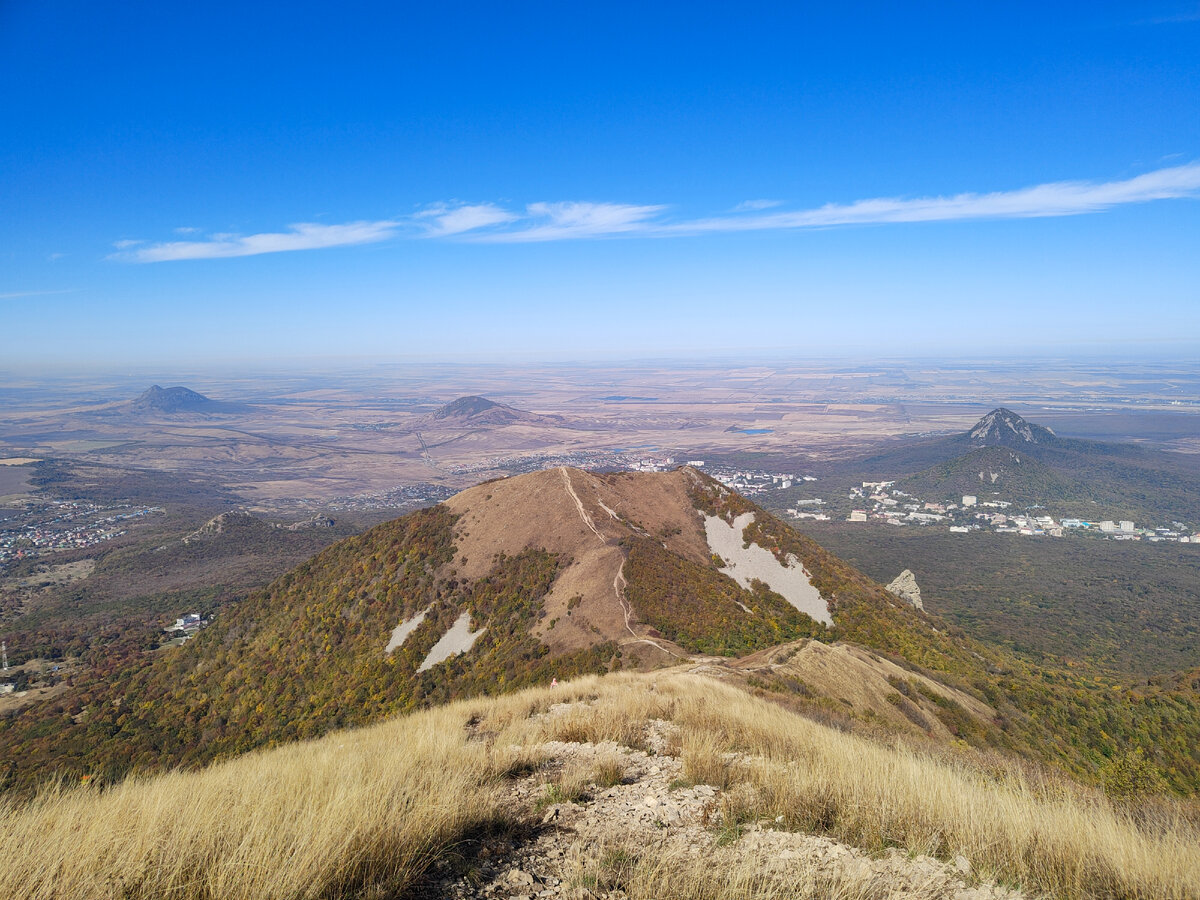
[2, 3, 1199, 368]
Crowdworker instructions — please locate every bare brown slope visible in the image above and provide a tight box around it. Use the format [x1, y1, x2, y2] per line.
[445, 467, 697, 666]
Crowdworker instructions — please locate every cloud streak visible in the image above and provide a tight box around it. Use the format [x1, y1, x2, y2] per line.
[732, 199, 783, 211]
[661, 161, 1200, 235]
[113, 220, 401, 262]
[1140, 5, 1200, 24]
[0, 289, 78, 300]
[114, 162, 1200, 260]
[479, 201, 666, 242]
[440, 162, 1200, 241]
[415, 203, 517, 236]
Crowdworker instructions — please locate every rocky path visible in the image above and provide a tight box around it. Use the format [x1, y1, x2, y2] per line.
[417, 706, 1024, 900]
[559, 467, 679, 660]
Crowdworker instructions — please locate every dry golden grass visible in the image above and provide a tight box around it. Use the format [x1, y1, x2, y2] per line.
[528, 684, 666, 749]
[668, 681, 1200, 899]
[591, 752, 628, 788]
[1, 670, 1197, 899]
[549, 758, 595, 804]
[681, 729, 734, 789]
[575, 838, 955, 900]
[0, 702, 512, 900]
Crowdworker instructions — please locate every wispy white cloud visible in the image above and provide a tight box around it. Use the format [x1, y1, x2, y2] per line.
[415, 203, 517, 236]
[435, 163, 1200, 241]
[112, 162, 1200, 260]
[478, 201, 666, 242]
[661, 162, 1200, 235]
[114, 220, 400, 262]
[733, 199, 783, 211]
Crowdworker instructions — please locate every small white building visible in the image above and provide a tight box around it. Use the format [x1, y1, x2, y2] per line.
[962, 495, 977, 507]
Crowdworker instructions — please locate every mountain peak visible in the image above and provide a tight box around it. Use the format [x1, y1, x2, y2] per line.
[430, 395, 560, 426]
[132, 385, 212, 413]
[968, 408, 1055, 447]
[434, 395, 504, 419]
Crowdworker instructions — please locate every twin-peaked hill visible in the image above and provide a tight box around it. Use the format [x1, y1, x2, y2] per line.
[1, 467, 1198, 794]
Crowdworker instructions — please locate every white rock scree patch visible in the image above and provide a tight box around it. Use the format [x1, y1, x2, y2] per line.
[417, 611, 486, 672]
[704, 513, 833, 626]
[385, 608, 429, 654]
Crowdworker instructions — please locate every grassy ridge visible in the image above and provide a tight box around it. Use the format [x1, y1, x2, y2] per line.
[0, 700, 517, 900]
[3, 468, 1199, 803]
[2, 671, 1196, 900]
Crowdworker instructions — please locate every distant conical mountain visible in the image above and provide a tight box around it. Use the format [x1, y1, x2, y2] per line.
[430, 395, 560, 426]
[849, 407, 1200, 519]
[967, 408, 1058, 448]
[132, 384, 213, 413]
[127, 384, 248, 416]
[433, 395, 505, 419]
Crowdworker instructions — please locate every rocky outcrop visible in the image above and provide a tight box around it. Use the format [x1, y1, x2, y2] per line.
[886, 569, 923, 611]
[182, 511, 268, 544]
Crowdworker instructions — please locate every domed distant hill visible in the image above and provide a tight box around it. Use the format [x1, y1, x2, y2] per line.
[430, 395, 559, 426]
[133, 385, 213, 413]
[128, 385, 246, 415]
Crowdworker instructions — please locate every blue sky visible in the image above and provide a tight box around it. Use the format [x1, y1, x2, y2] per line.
[2, 2, 1199, 367]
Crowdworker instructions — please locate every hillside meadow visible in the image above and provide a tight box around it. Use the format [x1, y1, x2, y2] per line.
[2, 670, 1197, 900]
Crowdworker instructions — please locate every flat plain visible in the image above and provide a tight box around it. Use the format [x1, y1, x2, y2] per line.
[2, 358, 1196, 507]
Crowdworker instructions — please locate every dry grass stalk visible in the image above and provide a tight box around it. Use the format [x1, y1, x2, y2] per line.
[681, 729, 732, 789]
[592, 752, 627, 788]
